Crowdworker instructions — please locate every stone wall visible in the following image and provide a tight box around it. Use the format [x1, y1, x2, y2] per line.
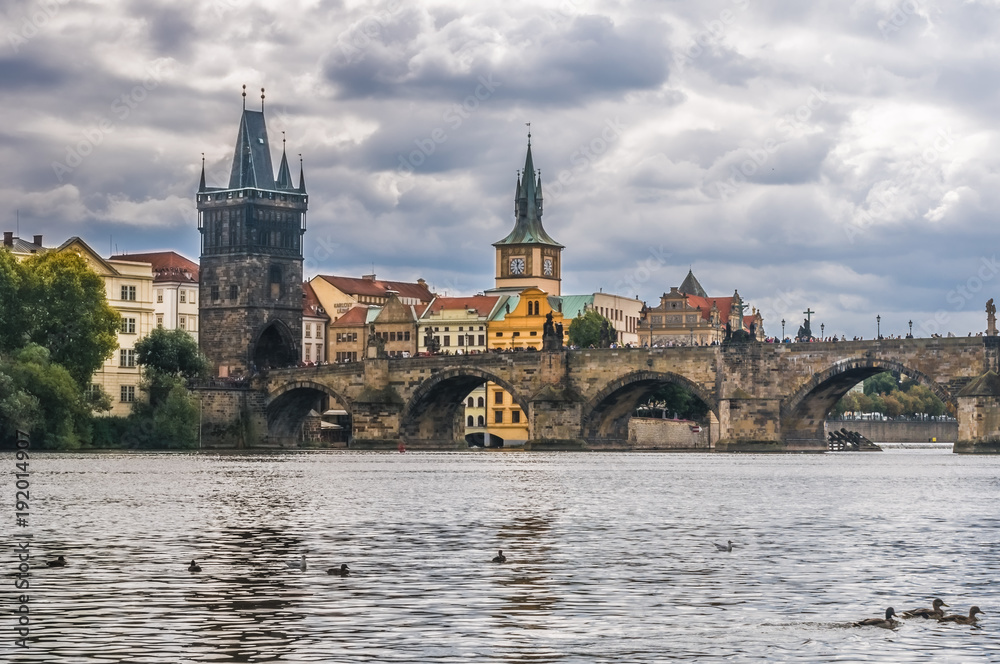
[826, 420, 957, 443]
[627, 417, 710, 450]
[195, 387, 267, 448]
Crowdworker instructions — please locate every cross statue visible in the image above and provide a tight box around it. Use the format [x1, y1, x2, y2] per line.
[803, 308, 814, 325]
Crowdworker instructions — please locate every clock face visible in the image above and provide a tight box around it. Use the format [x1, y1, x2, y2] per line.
[509, 258, 525, 275]
[543, 258, 554, 276]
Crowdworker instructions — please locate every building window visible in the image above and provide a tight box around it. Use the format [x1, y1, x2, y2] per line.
[156, 315, 163, 328]
[477, 397, 484, 408]
[467, 416, 474, 427]
[512, 410, 521, 424]
[305, 344, 311, 361]
[120, 385, 136, 403]
[467, 397, 474, 407]
[179, 316, 186, 330]
[305, 323, 312, 338]
[316, 325, 322, 339]
[189, 291, 195, 304]
[121, 317, 136, 334]
[478, 335, 485, 345]
[179, 290, 186, 304]
[404, 331, 410, 341]
[156, 290, 163, 303]
[443, 335, 450, 346]
[494, 411, 503, 424]
[119, 349, 136, 367]
[121, 285, 136, 301]
[494, 391, 503, 405]
[477, 415, 485, 427]
[389, 331, 396, 342]
[229, 285, 238, 300]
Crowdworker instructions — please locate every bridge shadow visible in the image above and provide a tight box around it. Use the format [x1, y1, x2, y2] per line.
[267, 381, 352, 446]
[582, 371, 719, 447]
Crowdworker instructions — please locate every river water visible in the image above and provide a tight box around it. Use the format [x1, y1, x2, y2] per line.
[4, 449, 999, 663]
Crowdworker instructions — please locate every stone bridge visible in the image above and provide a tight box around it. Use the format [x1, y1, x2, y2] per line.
[197, 337, 1000, 452]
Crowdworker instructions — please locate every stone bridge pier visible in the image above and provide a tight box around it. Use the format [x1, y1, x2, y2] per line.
[197, 337, 1000, 453]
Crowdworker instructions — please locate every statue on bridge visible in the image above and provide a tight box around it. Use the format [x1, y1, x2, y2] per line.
[988, 298, 997, 337]
[797, 318, 813, 341]
[367, 324, 386, 359]
[542, 311, 562, 351]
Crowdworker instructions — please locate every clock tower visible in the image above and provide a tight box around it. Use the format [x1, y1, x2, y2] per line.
[493, 132, 563, 295]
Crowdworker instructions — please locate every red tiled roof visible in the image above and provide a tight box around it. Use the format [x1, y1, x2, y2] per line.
[302, 281, 330, 319]
[330, 305, 370, 327]
[316, 274, 433, 302]
[110, 251, 199, 283]
[424, 295, 500, 317]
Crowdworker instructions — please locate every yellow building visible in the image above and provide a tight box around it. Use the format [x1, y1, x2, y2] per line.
[3, 233, 155, 417]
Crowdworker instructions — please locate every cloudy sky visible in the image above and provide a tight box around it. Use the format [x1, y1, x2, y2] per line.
[4, 0, 1000, 338]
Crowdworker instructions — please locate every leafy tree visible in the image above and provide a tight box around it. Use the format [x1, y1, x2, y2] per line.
[20, 251, 120, 387]
[134, 327, 209, 406]
[568, 309, 615, 348]
[864, 371, 898, 396]
[0, 249, 27, 352]
[639, 382, 710, 422]
[1, 344, 90, 449]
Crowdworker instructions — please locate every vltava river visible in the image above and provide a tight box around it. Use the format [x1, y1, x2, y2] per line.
[4, 450, 999, 663]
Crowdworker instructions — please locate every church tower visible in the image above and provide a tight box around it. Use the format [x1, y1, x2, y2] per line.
[196, 88, 308, 375]
[493, 131, 564, 295]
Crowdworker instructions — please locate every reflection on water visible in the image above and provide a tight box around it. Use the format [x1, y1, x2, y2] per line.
[4, 450, 999, 662]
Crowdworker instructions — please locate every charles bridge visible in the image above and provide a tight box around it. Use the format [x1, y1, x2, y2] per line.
[196, 336, 1000, 453]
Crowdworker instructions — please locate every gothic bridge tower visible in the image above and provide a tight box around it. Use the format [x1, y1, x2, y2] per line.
[197, 89, 308, 375]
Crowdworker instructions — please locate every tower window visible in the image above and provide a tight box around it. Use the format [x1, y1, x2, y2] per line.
[211, 285, 219, 301]
[229, 285, 238, 300]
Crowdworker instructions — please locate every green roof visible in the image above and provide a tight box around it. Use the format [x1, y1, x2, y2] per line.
[559, 295, 594, 319]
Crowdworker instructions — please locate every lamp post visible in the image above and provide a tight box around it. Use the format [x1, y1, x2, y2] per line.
[781, 319, 785, 340]
[821, 323, 825, 339]
[908, 319, 913, 338]
[876, 315, 881, 340]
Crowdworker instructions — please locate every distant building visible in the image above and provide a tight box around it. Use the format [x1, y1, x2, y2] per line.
[417, 295, 501, 355]
[110, 251, 199, 339]
[560, 292, 645, 346]
[309, 274, 434, 322]
[637, 270, 764, 346]
[301, 281, 329, 364]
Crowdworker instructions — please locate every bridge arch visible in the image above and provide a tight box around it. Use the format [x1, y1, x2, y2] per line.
[266, 380, 352, 443]
[401, 368, 529, 447]
[582, 371, 719, 443]
[781, 357, 951, 443]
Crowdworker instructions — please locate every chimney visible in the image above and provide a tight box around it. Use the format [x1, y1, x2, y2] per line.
[3, 232, 12, 247]
[33, 234, 42, 247]
[362, 274, 376, 281]
[417, 278, 426, 288]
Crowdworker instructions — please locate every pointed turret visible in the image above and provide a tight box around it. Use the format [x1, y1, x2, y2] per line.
[678, 270, 708, 298]
[276, 146, 293, 190]
[199, 154, 207, 192]
[494, 135, 562, 248]
[298, 154, 306, 193]
[228, 109, 276, 189]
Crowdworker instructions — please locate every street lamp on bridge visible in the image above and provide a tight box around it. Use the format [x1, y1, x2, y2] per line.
[781, 319, 785, 340]
[876, 315, 881, 340]
[821, 323, 825, 339]
[908, 320, 913, 338]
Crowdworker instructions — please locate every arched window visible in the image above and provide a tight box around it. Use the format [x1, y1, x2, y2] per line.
[477, 415, 485, 427]
[467, 416, 474, 426]
[467, 397, 474, 407]
[477, 397, 484, 407]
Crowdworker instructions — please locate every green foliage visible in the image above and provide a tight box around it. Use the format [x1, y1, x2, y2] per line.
[89, 416, 132, 448]
[127, 376, 200, 449]
[0, 344, 90, 449]
[135, 327, 209, 407]
[834, 372, 948, 418]
[0, 249, 27, 352]
[20, 251, 121, 387]
[638, 382, 710, 422]
[568, 309, 615, 348]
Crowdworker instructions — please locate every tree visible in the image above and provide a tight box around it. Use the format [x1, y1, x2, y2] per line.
[20, 251, 120, 387]
[0, 249, 26, 352]
[639, 382, 710, 422]
[134, 327, 209, 406]
[864, 371, 898, 396]
[1, 344, 90, 449]
[568, 309, 613, 348]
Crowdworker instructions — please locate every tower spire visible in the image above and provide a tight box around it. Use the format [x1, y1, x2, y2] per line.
[242, 84, 246, 110]
[298, 154, 306, 193]
[199, 152, 206, 191]
[260, 87, 265, 112]
[275, 132, 293, 190]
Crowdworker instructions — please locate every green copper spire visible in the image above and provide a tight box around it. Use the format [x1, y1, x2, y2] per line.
[494, 132, 562, 248]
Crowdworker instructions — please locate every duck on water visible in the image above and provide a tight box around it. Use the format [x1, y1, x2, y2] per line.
[939, 607, 984, 625]
[854, 607, 899, 629]
[901, 598, 947, 619]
